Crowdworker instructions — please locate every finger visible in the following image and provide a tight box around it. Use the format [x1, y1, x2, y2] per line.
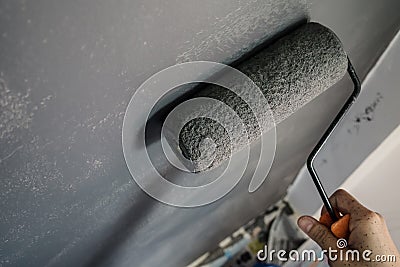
[320, 189, 370, 216]
[297, 216, 338, 250]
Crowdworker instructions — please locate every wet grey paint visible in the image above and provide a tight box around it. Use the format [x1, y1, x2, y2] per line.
[0, 0, 399, 266]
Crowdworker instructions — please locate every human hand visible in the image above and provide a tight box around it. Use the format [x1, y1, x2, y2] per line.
[297, 189, 400, 266]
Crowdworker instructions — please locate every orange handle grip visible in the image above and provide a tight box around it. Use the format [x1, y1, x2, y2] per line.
[319, 212, 350, 239]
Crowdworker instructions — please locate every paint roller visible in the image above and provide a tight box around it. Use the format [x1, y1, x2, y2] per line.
[163, 22, 361, 225]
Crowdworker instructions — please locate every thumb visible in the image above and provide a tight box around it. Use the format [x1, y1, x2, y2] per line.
[297, 216, 338, 250]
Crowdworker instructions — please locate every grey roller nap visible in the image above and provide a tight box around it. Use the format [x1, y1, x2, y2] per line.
[163, 22, 348, 172]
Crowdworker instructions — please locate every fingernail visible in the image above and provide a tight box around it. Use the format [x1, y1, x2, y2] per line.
[298, 217, 314, 233]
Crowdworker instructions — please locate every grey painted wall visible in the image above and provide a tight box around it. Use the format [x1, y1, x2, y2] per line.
[0, 1, 399, 266]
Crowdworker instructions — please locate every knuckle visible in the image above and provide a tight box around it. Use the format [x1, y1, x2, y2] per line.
[335, 188, 346, 195]
[334, 189, 347, 197]
[365, 210, 383, 223]
[311, 225, 329, 242]
[331, 189, 345, 202]
[374, 212, 385, 222]
[365, 210, 375, 218]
